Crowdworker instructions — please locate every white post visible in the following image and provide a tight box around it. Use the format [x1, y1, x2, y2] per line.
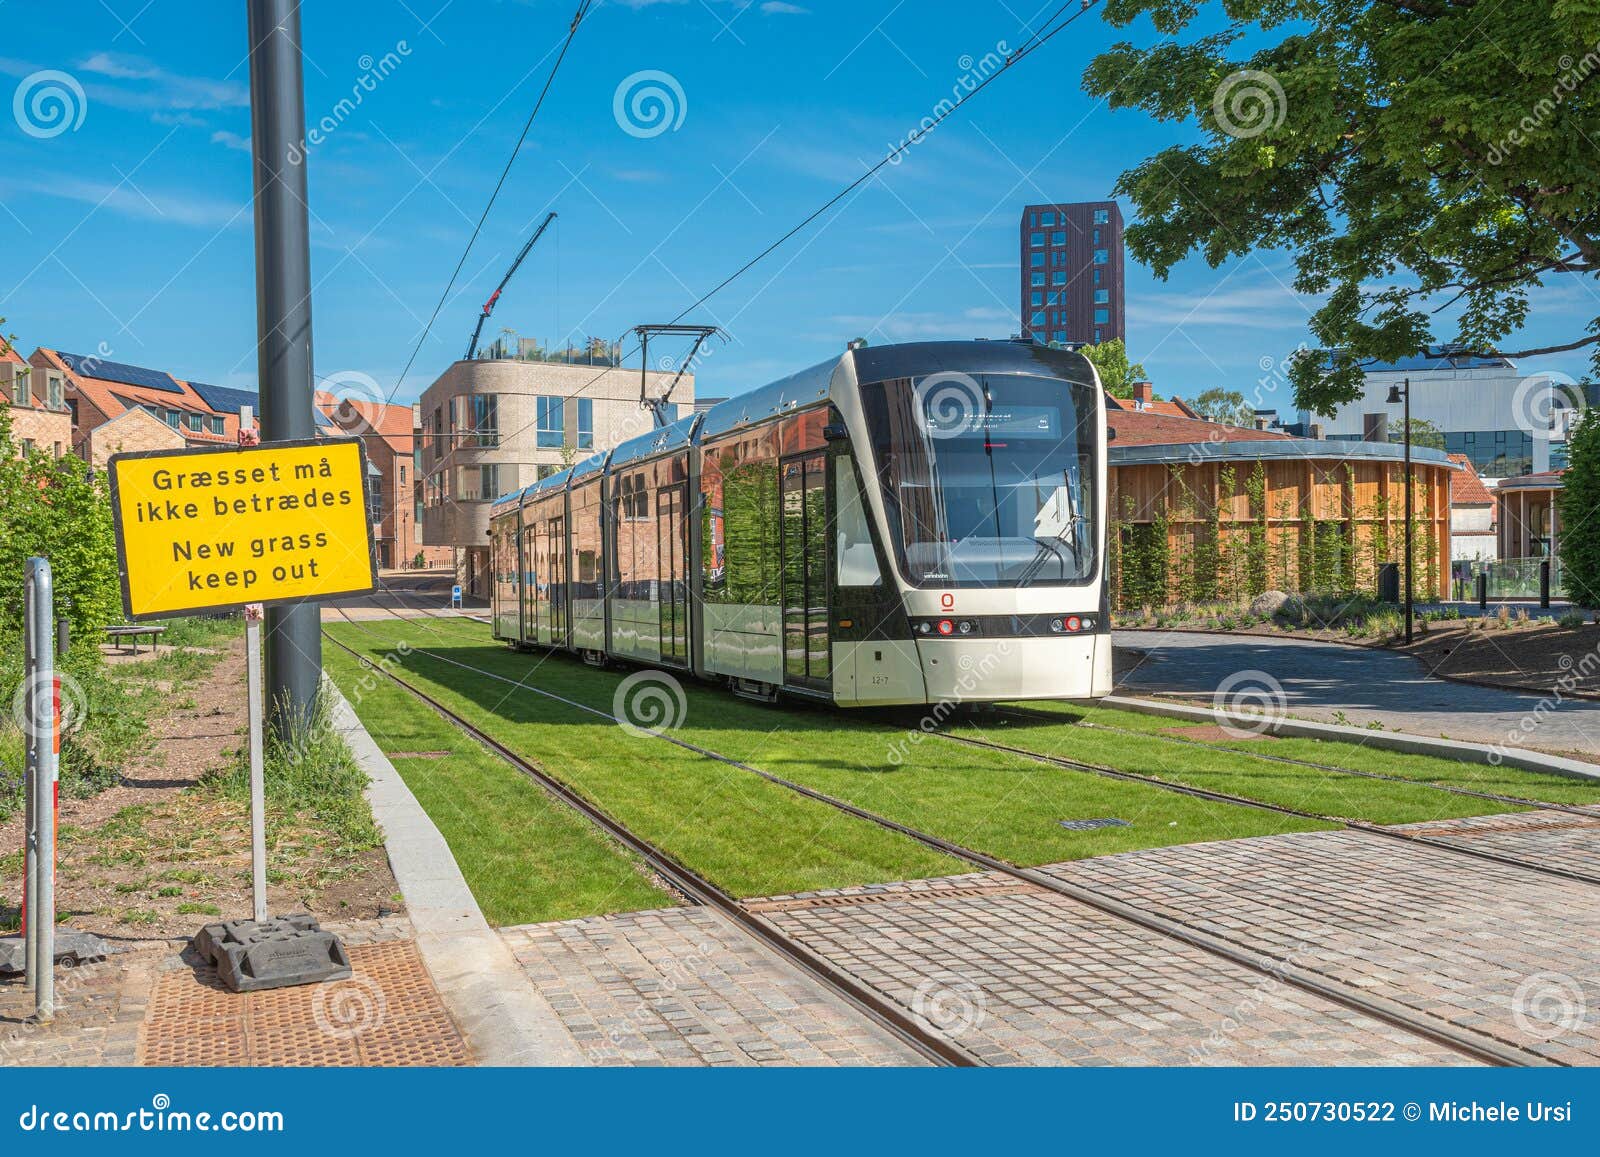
[24, 557, 56, 1022]
[245, 604, 269, 922]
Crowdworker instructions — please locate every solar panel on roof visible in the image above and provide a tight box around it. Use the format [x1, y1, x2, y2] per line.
[187, 381, 259, 414]
[57, 352, 183, 394]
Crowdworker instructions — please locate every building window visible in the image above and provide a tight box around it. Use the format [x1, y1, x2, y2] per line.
[1031, 291, 1043, 307]
[1028, 211, 1038, 227]
[536, 396, 565, 448]
[21, 438, 34, 455]
[1051, 231, 1066, 245]
[1094, 328, 1102, 343]
[165, 409, 181, 429]
[577, 397, 594, 450]
[1053, 331, 1067, 344]
[432, 406, 444, 459]
[1092, 229, 1100, 245]
[209, 415, 226, 434]
[399, 464, 406, 485]
[1093, 208, 1109, 224]
[1030, 252, 1044, 268]
[1094, 289, 1109, 304]
[1030, 312, 1046, 326]
[453, 464, 500, 502]
[1052, 272, 1066, 286]
[67, 397, 78, 426]
[1093, 249, 1109, 264]
[1030, 232, 1044, 247]
[1041, 212, 1055, 226]
[186, 412, 204, 432]
[1031, 272, 1045, 287]
[451, 394, 499, 448]
[1094, 308, 1110, 324]
[1093, 270, 1101, 284]
[46, 374, 63, 409]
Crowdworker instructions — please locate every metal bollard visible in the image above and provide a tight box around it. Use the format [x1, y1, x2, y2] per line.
[1476, 573, 1488, 610]
[57, 616, 69, 658]
[23, 558, 56, 1022]
[1539, 560, 1551, 609]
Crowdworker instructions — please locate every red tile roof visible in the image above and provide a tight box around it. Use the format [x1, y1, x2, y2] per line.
[317, 394, 415, 444]
[1107, 407, 1293, 448]
[36, 348, 250, 444]
[1446, 453, 1495, 504]
[1106, 395, 1202, 420]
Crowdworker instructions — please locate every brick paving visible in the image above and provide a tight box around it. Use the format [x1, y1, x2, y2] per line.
[0, 942, 161, 1066]
[1040, 825, 1600, 1064]
[1393, 809, 1600, 880]
[754, 873, 1471, 1066]
[501, 908, 926, 1066]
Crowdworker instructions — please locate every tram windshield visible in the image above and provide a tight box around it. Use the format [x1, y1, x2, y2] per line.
[860, 373, 1098, 588]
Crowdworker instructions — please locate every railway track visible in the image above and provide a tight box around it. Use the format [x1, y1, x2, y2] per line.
[994, 703, 1600, 820]
[324, 609, 1557, 1068]
[926, 724, 1600, 891]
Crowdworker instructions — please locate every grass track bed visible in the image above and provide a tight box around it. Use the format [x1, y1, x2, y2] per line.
[325, 647, 674, 924]
[326, 625, 962, 898]
[325, 619, 1335, 870]
[1012, 700, 1600, 812]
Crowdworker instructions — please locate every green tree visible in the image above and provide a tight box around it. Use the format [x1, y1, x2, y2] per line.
[1189, 387, 1254, 426]
[1560, 409, 1600, 609]
[1083, 2, 1600, 415]
[1082, 338, 1149, 399]
[1393, 417, 1446, 451]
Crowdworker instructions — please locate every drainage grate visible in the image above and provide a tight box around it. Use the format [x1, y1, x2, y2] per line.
[1058, 817, 1131, 831]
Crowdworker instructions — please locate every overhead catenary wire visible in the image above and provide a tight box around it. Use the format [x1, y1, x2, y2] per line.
[388, 0, 596, 403]
[477, 0, 1107, 451]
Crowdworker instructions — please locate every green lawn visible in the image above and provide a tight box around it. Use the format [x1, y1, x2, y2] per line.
[1018, 699, 1600, 811]
[324, 618, 1336, 873]
[326, 623, 963, 899]
[326, 646, 674, 925]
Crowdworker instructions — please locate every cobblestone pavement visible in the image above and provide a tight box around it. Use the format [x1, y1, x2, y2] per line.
[751, 875, 1469, 1066]
[1392, 809, 1600, 880]
[1041, 827, 1600, 1064]
[0, 942, 164, 1066]
[501, 908, 926, 1066]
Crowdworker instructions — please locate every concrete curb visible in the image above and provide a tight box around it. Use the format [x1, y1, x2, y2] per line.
[1101, 693, 1600, 784]
[328, 687, 587, 1066]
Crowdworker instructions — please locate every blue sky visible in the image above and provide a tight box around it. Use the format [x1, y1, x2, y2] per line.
[0, 0, 1590, 413]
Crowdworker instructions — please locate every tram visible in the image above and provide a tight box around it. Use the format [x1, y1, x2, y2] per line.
[489, 339, 1111, 706]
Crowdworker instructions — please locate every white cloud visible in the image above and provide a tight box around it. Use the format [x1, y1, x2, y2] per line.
[1, 172, 248, 231]
[77, 52, 248, 112]
[211, 130, 252, 153]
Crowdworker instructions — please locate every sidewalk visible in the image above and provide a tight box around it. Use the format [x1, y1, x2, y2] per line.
[1114, 629, 1600, 757]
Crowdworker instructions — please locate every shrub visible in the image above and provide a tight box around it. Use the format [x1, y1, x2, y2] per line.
[1558, 610, 1588, 629]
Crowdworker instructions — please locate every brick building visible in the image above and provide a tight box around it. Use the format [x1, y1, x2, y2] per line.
[2, 338, 72, 457]
[1019, 200, 1126, 346]
[318, 395, 450, 571]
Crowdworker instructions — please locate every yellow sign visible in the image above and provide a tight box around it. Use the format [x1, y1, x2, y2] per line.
[109, 437, 377, 619]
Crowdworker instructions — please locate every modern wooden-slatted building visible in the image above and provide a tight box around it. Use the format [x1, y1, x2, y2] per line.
[1105, 407, 1458, 608]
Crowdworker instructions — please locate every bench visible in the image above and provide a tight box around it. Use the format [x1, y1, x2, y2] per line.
[105, 624, 167, 654]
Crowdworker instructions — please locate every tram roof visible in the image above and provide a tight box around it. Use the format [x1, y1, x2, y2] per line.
[608, 411, 701, 471]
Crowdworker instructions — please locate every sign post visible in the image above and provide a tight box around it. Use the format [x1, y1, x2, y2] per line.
[107, 436, 376, 992]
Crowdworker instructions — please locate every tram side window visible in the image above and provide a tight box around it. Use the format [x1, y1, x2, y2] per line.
[702, 442, 779, 605]
[834, 455, 882, 587]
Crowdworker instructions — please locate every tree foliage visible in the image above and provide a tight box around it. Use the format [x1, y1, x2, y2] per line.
[0, 403, 121, 637]
[1082, 338, 1150, 398]
[1559, 409, 1600, 608]
[1190, 387, 1255, 425]
[1084, 0, 1600, 415]
[1393, 417, 1446, 451]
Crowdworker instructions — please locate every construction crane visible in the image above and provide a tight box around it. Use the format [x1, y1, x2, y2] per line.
[464, 211, 557, 361]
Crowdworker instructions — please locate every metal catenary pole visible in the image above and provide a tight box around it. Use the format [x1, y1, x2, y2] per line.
[24, 557, 57, 1021]
[248, 0, 321, 741]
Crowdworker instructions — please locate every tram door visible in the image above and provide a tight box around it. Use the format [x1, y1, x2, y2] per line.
[780, 452, 830, 689]
[519, 523, 538, 642]
[547, 516, 567, 646]
[656, 484, 689, 665]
